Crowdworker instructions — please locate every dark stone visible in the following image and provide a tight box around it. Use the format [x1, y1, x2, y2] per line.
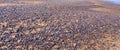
[34, 40, 41, 45]
[16, 34, 23, 38]
[16, 27, 24, 32]
[112, 44, 116, 47]
[4, 38, 10, 42]
[1, 37, 10, 42]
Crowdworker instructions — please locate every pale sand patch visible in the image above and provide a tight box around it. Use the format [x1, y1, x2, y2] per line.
[89, 7, 120, 14]
[0, 1, 45, 6]
[0, 3, 14, 6]
[18, 0, 45, 5]
[91, 0, 105, 6]
[0, 3, 29, 6]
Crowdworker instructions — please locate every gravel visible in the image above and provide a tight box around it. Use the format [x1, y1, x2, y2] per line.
[0, 0, 120, 50]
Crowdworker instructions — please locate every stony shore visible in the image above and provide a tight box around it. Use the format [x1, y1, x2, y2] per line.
[0, 0, 120, 50]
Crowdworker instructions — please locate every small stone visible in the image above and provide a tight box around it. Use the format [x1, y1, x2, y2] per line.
[52, 45, 60, 50]
[36, 28, 42, 32]
[73, 43, 77, 46]
[29, 44, 33, 49]
[35, 40, 41, 45]
[31, 29, 36, 33]
[4, 30, 10, 33]
[11, 35, 16, 38]
[6, 27, 12, 30]
[17, 40, 21, 43]
[23, 30, 30, 34]
[92, 48, 96, 50]
[76, 20, 79, 23]
[1, 37, 10, 42]
[37, 22, 47, 26]
[1, 46, 7, 49]
[90, 40, 95, 44]
[15, 25, 20, 29]
[0, 22, 7, 27]
[4, 38, 10, 42]
[16, 34, 23, 38]
[16, 26, 24, 32]
[15, 45, 22, 49]
[112, 44, 116, 47]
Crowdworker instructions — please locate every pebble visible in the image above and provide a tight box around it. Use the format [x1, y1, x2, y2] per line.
[0, 0, 120, 50]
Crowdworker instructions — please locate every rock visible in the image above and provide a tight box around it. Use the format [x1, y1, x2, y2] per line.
[52, 45, 60, 50]
[4, 38, 10, 42]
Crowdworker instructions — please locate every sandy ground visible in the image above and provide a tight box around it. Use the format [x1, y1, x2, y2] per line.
[0, 0, 120, 50]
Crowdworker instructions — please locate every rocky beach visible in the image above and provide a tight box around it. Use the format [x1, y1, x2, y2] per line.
[0, 0, 120, 50]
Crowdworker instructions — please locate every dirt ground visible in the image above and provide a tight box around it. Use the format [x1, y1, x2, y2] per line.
[0, 0, 120, 50]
